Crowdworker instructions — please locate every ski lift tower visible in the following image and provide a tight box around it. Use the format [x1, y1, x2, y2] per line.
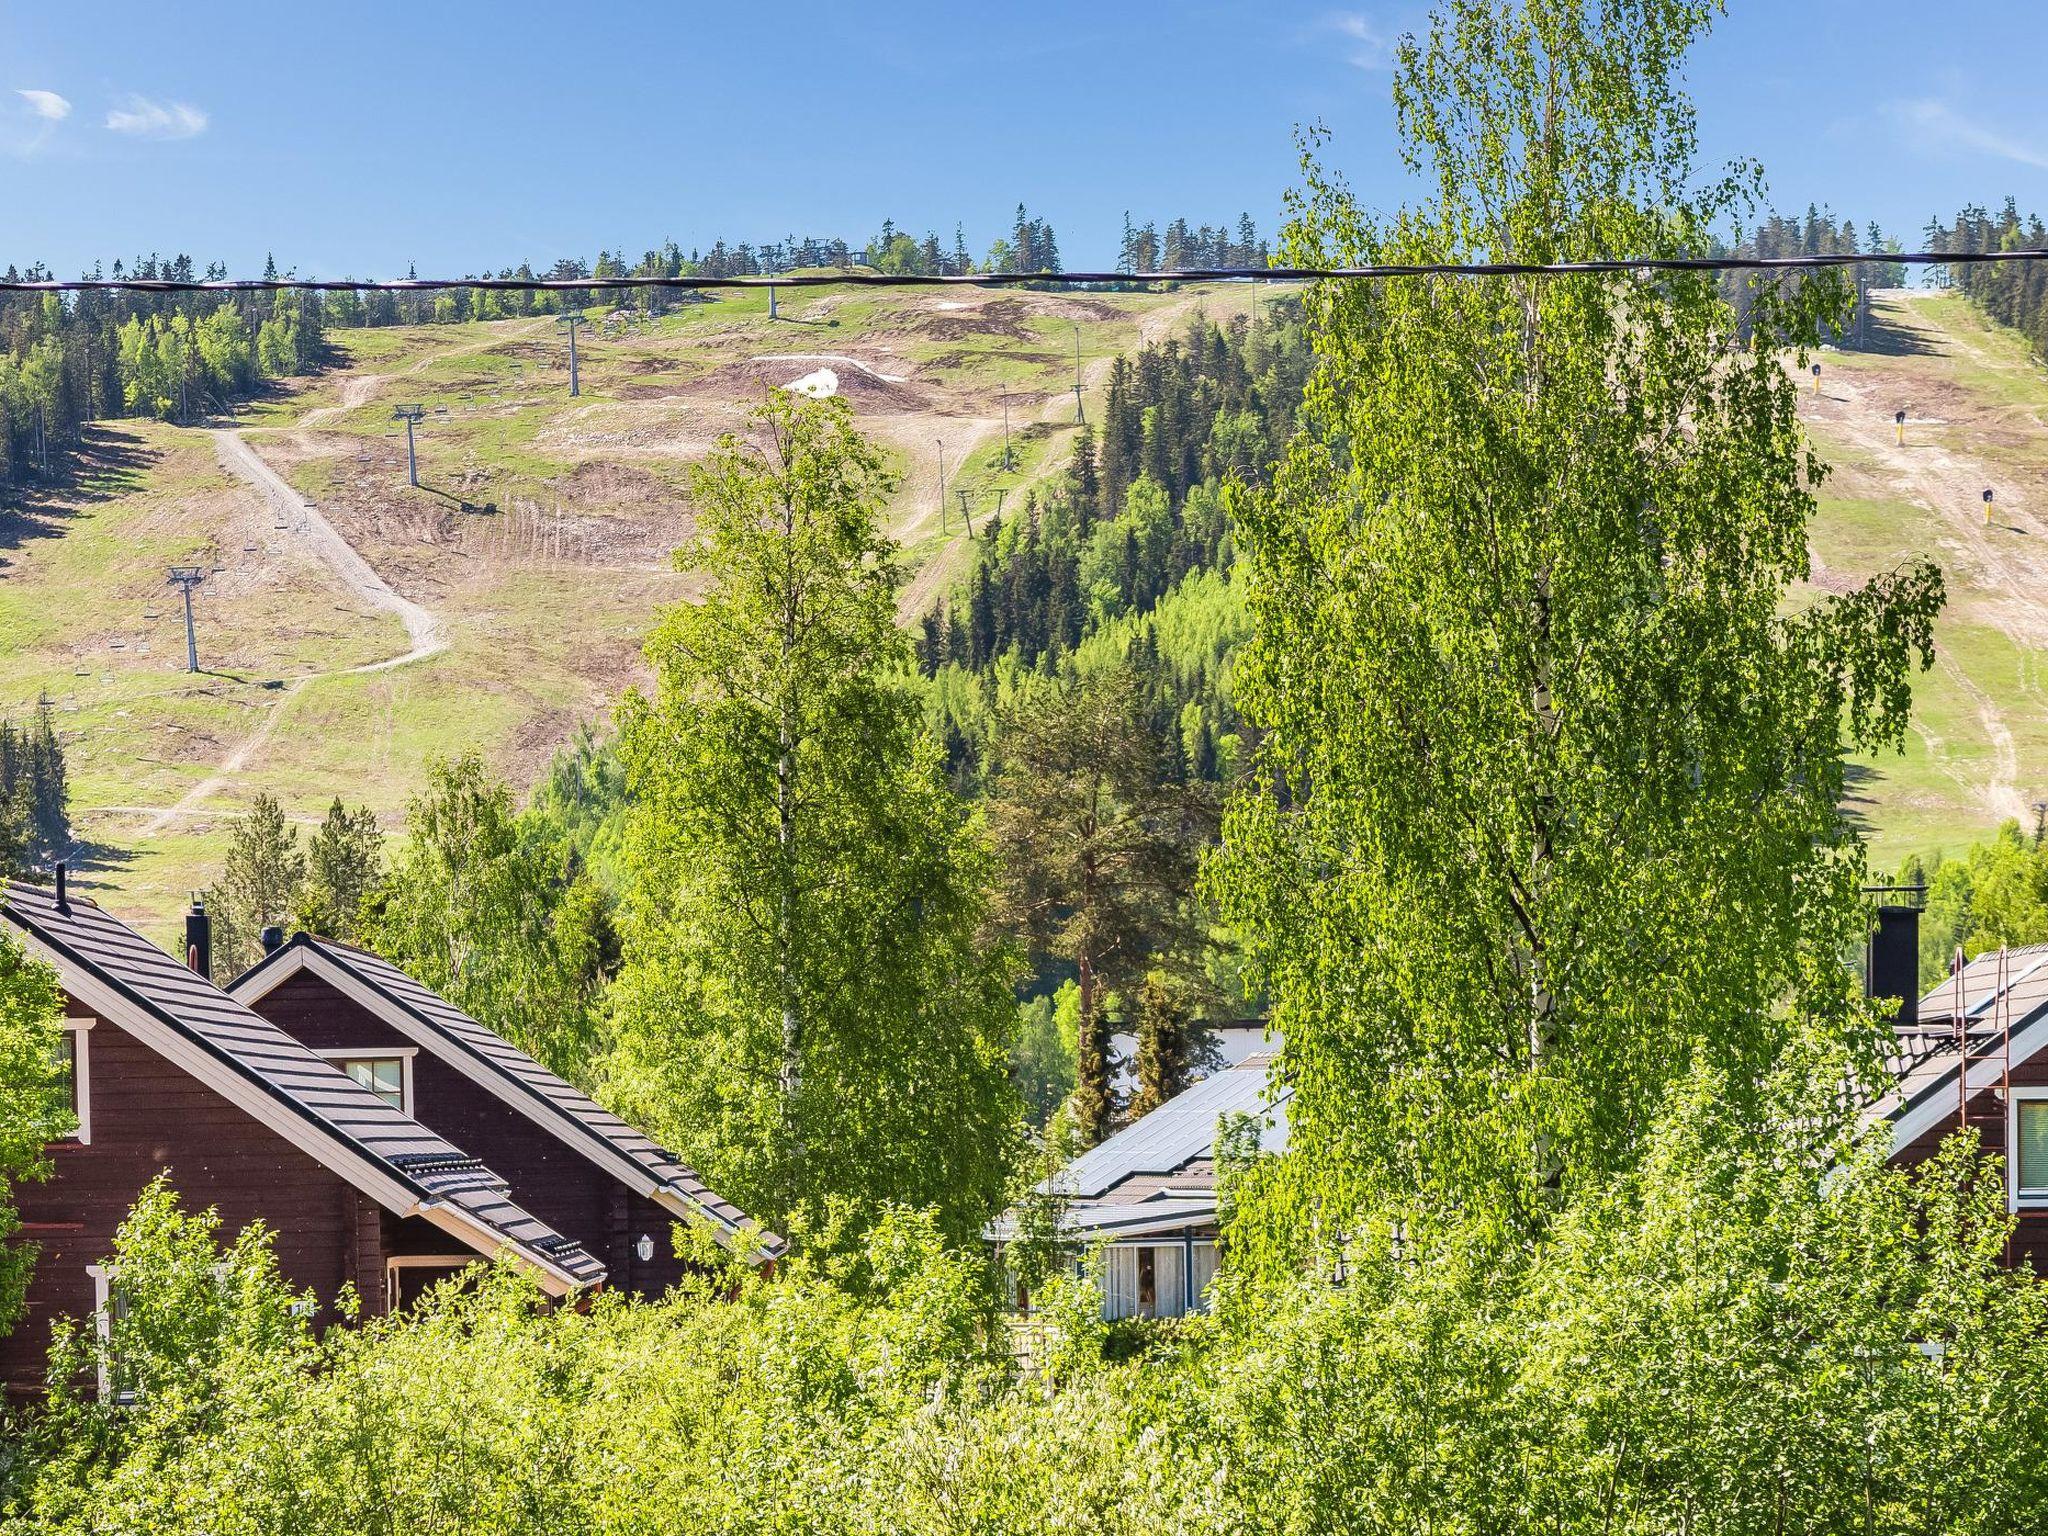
[392, 404, 425, 487]
[557, 312, 585, 397]
[1072, 324, 1085, 423]
[167, 566, 206, 673]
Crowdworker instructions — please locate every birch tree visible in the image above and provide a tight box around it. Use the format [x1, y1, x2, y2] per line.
[611, 394, 1021, 1248]
[1211, 0, 1944, 1249]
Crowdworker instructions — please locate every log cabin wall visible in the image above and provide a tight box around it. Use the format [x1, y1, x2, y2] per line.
[2, 991, 366, 1395]
[1891, 1043, 2048, 1272]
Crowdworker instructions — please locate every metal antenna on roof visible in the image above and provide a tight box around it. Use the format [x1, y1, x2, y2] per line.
[1955, 945, 1968, 1132]
[2000, 945, 2016, 1267]
[166, 566, 206, 672]
[557, 312, 584, 397]
[391, 405, 425, 487]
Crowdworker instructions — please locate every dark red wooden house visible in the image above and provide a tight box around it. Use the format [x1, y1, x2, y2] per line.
[0, 874, 774, 1396]
[0, 875, 607, 1394]
[1867, 902, 2048, 1268]
[226, 930, 778, 1298]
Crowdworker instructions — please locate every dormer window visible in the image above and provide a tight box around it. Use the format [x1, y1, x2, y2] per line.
[322, 1050, 415, 1114]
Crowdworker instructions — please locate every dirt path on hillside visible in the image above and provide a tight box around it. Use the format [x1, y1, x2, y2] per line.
[289, 373, 388, 446]
[1801, 310, 2048, 823]
[135, 431, 448, 836]
[211, 431, 444, 660]
[892, 285, 1226, 617]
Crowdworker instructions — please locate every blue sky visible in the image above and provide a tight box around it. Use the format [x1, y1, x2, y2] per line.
[3, 1, 2046, 279]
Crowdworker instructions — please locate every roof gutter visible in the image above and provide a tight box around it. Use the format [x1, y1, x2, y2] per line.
[414, 1201, 583, 1295]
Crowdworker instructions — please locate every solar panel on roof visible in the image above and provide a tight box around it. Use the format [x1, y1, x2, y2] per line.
[1056, 1053, 1291, 1201]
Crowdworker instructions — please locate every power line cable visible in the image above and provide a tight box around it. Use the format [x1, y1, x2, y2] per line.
[3, 247, 2046, 296]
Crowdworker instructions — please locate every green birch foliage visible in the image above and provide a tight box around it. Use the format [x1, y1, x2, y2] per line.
[0, 924, 65, 1335]
[1201, 1071, 2048, 1534]
[609, 393, 1021, 1251]
[362, 755, 614, 1085]
[1210, 0, 1944, 1249]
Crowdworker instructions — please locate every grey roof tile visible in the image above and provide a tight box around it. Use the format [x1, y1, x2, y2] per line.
[238, 934, 779, 1257]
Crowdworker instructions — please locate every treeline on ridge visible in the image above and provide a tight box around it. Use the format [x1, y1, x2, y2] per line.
[1929, 200, 2048, 362]
[0, 261, 322, 490]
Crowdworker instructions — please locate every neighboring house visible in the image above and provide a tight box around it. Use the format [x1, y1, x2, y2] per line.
[227, 931, 780, 1294]
[1866, 901, 2048, 1269]
[0, 874, 604, 1396]
[1105, 1020, 1270, 1102]
[989, 1048, 1290, 1320]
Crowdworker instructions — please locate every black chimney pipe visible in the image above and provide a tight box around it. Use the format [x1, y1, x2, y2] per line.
[260, 924, 285, 956]
[184, 894, 211, 980]
[53, 861, 68, 915]
[1866, 904, 1920, 1028]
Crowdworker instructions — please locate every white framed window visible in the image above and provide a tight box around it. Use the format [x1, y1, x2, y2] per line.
[1189, 1240, 1219, 1309]
[2011, 1089, 2048, 1208]
[86, 1263, 135, 1403]
[385, 1254, 474, 1312]
[320, 1049, 416, 1114]
[51, 1019, 92, 1145]
[1099, 1242, 1193, 1320]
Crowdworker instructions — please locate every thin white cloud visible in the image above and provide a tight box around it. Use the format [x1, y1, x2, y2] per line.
[105, 94, 208, 140]
[17, 89, 70, 121]
[1895, 97, 2048, 172]
[1326, 10, 1394, 70]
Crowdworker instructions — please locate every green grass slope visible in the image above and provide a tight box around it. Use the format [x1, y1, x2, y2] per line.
[1802, 290, 2048, 869]
[12, 280, 2038, 943]
[0, 280, 1243, 942]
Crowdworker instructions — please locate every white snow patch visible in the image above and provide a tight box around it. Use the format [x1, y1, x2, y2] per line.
[784, 367, 839, 398]
[755, 353, 908, 384]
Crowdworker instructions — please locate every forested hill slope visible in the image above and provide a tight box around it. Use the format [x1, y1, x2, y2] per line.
[5, 273, 2047, 939]
[0, 279, 1268, 936]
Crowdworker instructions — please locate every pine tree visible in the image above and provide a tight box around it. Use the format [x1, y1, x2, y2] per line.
[986, 668, 1217, 1146]
[206, 794, 306, 982]
[297, 800, 383, 941]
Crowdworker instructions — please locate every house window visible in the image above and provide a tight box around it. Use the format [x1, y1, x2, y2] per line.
[2014, 1094, 2048, 1198]
[87, 1264, 136, 1403]
[324, 1051, 414, 1114]
[1101, 1243, 1191, 1320]
[386, 1255, 474, 1312]
[50, 1021, 91, 1145]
